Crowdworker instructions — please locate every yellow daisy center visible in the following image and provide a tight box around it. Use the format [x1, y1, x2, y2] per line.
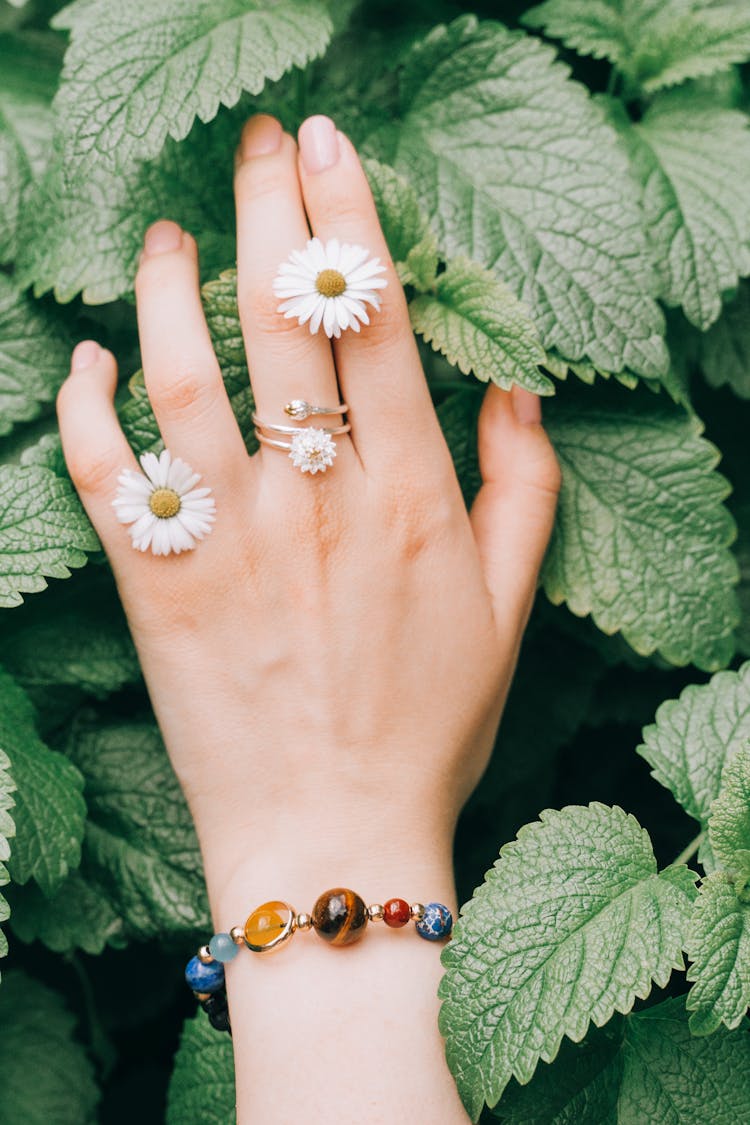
[315, 268, 347, 298]
[149, 487, 181, 519]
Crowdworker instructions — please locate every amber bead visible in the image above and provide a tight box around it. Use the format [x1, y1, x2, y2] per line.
[311, 888, 368, 946]
[244, 901, 295, 952]
[383, 898, 411, 928]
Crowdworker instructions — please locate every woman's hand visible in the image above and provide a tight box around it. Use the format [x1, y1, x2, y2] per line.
[56, 113, 560, 908]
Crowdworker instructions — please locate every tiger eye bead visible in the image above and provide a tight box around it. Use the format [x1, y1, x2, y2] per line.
[311, 888, 368, 946]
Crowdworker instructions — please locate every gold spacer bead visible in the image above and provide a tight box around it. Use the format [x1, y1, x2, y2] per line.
[410, 903, 426, 922]
[295, 912, 313, 932]
[197, 944, 214, 963]
[193, 991, 212, 1002]
[230, 925, 245, 945]
[367, 903, 385, 922]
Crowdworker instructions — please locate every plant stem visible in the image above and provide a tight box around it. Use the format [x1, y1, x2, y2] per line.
[65, 952, 118, 1078]
[605, 66, 620, 98]
[673, 831, 705, 867]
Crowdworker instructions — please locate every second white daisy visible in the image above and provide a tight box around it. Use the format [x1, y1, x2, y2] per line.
[112, 449, 216, 556]
[273, 237, 387, 338]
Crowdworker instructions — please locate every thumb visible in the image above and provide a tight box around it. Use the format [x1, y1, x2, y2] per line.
[470, 384, 561, 639]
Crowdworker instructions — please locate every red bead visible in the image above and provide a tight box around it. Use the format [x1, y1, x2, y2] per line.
[383, 898, 411, 928]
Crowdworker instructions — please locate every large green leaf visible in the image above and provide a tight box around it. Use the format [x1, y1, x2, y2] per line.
[14, 115, 237, 305]
[495, 997, 750, 1124]
[0, 970, 99, 1124]
[439, 803, 696, 1119]
[523, 0, 750, 94]
[65, 712, 210, 938]
[363, 156, 439, 290]
[0, 747, 15, 969]
[686, 872, 750, 1036]
[613, 90, 750, 331]
[410, 258, 551, 394]
[0, 275, 73, 437]
[0, 463, 99, 607]
[0, 30, 60, 263]
[542, 389, 739, 670]
[166, 1011, 235, 1125]
[366, 16, 667, 379]
[699, 280, 750, 399]
[710, 743, 750, 878]
[437, 388, 483, 508]
[0, 667, 86, 896]
[7, 866, 126, 954]
[53, 0, 332, 174]
[638, 661, 750, 864]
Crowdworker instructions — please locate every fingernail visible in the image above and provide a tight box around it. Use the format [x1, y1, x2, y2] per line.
[71, 340, 101, 371]
[240, 114, 282, 159]
[512, 386, 542, 425]
[299, 115, 339, 173]
[143, 220, 183, 256]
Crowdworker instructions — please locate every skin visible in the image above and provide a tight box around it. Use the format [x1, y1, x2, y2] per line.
[56, 113, 561, 1122]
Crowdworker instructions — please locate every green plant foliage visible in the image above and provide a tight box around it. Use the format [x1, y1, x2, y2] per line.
[0, 748, 15, 969]
[523, 0, 750, 94]
[638, 661, 750, 863]
[612, 90, 750, 331]
[64, 712, 210, 938]
[52, 0, 332, 174]
[0, 970, 99, 1123]
[0, 667, 86, 895]
[367, 16, 668, 379]
[438, 803, 696, 1118]
[495, 998, 750, 1123]
[166, 1011, 235, 1124]
[2, 1, 750, 1117]
[542, 389, 739, 671]
[409, 258, 551, 393]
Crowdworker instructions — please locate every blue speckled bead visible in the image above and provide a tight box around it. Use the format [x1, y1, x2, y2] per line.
[208, 933, 239, 963]
[415, 902, 453, 941]
[185, 955, 225, 993]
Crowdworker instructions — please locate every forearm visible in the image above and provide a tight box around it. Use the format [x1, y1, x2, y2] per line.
[201, 824, 471, 1123]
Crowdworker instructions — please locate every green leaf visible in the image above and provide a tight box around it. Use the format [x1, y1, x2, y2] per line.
[53, 0, 332, 175]
[366, 16, 668, 379]
[0, 463, 99, 607]
[495, 997, 750, 1124]
[8, 866, 126, 954]
[166, 1011, 235, 1125]
[437, 389, 483, 508]
[363, 157, 438, 290]
[699, 280, 750, 399]
[14, 115, 237, 305]
[709, 744, 750, 879]
[410, 258, 551, 394]
[542, 388, 739, 670]
[0, 566, 139, 698]
[523, 0, 750, 94]
[0, 275, 74, 437]
[612, 90, 750, 331]
[638, 661, 750, 864]
[686, 872, 750, 1035]
[438, 803, 696, 1118]
[0, 668, 86, 896]
[65, 712, 210, 938]
[0, 31, 61, 264]
[0, 747, 16, 968]
[736, 501, 750, 658]
[0, 970, 99, 1124]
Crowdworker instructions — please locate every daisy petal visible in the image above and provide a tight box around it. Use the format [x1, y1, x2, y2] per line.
[323, 298, 336, 338]
[309, 298, 326, 335]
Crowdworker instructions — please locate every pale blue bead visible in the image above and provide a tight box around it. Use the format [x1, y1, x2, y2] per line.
[209, 932, 239, 963]
[415, 902, 453, 941]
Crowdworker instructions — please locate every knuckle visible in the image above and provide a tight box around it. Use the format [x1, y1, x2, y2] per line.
[152, 366, 221, 424]
[235, 159, 285, 206]
[65, 445, 122, 496]
[379, 475, 461, 561]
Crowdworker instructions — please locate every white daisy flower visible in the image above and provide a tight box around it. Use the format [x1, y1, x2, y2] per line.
[288, 428, 337, 474]
[112, 449, 216, 556]
[273, 237, 388, 338]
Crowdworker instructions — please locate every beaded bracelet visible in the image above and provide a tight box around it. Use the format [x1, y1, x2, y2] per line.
[185, 887, 454, 1034]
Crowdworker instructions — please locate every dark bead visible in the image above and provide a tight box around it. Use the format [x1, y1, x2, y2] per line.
[311, 888, 368, 946]
[383, 898, 411, 928]
[185, 954, 225, 993]
[202, 991, 231, 1033]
